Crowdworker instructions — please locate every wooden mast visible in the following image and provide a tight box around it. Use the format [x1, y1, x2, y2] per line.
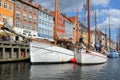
[93, 10, 97, 43]
[87, 0, 91, 45]
[108, 15, 111, 50]
[54, 0, 58, 44]
[76, 7, 79, 42]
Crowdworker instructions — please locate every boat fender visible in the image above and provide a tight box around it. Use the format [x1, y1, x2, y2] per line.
[71, 58, 76, 63]
[21, 52, 25, 58]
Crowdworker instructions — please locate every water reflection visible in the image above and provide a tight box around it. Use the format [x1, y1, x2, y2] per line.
[78, 63, 107, 80]
[30, 64, 76, 80]
[30, 63, 107, 80]
[0, 62, 30, 80]
[1, 59, 120, 80]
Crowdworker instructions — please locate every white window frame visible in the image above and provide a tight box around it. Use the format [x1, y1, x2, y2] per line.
[34, 9, 37, 14]
[29, 7, 32, 13]
[16, 21, 20, 27]
[22, 23, 26, 28]
[9, 4, 13, 11]
[4, 2, 7, 9]
[23, 14, 27, 20]
[16, 1, 20, 8]
[23, 4, 27, 10]
[3, 15, 6, 22]
[16, 11, 20, 18]
[34, 17, 36, 23]
[28, 24, 32, 30]
[28, 16, 32, 22]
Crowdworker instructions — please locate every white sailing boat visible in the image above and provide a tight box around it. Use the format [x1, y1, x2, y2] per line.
[30, 40, 74, 63]
[75, 0, 107, 64]
[29, 0, 75, 64]
[75, 49, 107, 64]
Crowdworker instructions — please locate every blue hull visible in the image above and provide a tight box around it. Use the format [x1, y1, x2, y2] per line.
[107, 51, 119, 58]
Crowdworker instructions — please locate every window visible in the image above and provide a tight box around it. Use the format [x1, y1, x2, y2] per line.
[28, 24, 32, 30]
[3, 15, 6, 23]
[22, 23, 26, 28]
[4, 2, 7, 9]
[9, 4, 13, 11]
[23, 4, 27, 10]
[0, 14, 1, 21]
[28, 16, 32, 22]
[0, 0, 2, 7]
[23, 14, 27, 20]
[29, 7, 32, 13]
[33, 17, 36, 23]
[16, 2, 20, 8]
[47, 30, 49, 35]
[16, 11, 20, 18]
[34, 9, 37, 14]
[33, 25, 37, 31]
[42, 28, 44, 33]
[39, 19, 42, 24]
[16, 21, 20, 27]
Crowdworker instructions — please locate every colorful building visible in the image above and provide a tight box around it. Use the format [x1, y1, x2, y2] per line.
[69, 16, 80, 44]
[62, 14, 74, 40]
[50, 10, 65, 39]
[14, 0, 39, 40]
[0, 0, 14, 29]
[79, 23, 88, 44]
[38, 6, 54, 41]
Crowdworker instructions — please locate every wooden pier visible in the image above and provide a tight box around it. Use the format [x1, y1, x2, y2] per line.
[0, 41, 29, 62]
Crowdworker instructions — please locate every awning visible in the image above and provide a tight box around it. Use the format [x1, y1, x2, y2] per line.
[0, 30, 16, 36]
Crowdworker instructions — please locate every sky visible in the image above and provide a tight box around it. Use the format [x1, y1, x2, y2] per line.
[35, 0, 120, 43]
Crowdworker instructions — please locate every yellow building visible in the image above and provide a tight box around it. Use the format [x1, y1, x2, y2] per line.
[0, 0, 14, 29]
[81, 30, 88, 44]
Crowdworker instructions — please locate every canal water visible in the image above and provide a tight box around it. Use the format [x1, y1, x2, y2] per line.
[0, 58, 120, 80]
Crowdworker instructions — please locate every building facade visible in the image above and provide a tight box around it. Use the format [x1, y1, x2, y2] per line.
[0, 0, 14, 29]
[38, 6, 54, 41]
[69, 16, 80, 44]
[50, 10, 65, 40]
[14, 0, 39, 39]
[63, 14, 74, 40]
[57, 10, 65, 38]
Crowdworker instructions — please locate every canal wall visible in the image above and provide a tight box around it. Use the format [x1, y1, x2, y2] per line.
[0, 41, 29, 62]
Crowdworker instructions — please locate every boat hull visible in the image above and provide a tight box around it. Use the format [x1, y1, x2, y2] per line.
[30, 41, 74, 64]
[75, 49, 107, 65]
[107, 51, 119, 58]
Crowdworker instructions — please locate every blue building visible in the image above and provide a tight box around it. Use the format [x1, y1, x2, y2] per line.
[64, 20, 74, 39]
[63, 14, 74, 40]
[38, 7, 54, 41]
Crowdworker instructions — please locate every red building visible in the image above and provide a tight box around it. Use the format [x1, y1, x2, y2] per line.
[50, 10, 65, 39]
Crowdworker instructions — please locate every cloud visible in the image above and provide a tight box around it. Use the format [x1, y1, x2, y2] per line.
[91, 0, 109, 7]
[35, 0, 84, 13]
[90, 8, 120, 39]
[97, 9, 120, 18]
[97, 16, 120, 30]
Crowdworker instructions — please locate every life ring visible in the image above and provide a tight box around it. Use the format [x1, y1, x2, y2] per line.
[21, 52, 25, 58]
